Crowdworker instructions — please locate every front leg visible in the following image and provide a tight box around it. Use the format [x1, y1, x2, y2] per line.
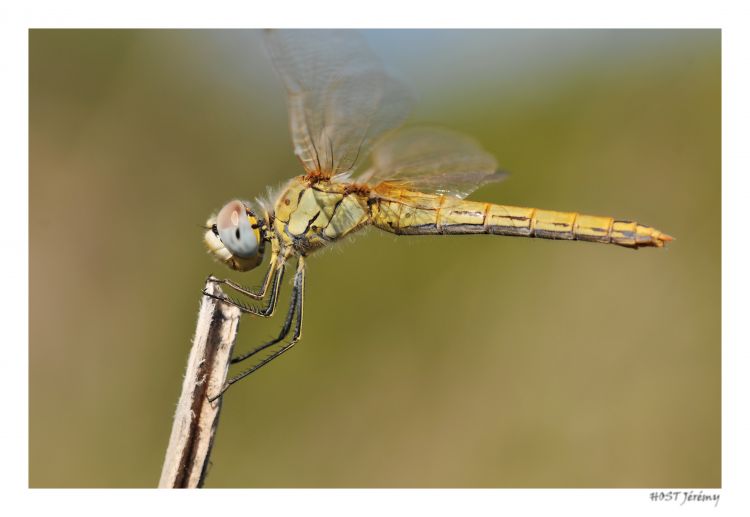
[204, 261, 285, 318]
[209, 251, 279, 300]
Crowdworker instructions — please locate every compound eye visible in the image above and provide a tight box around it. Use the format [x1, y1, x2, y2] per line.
[216, 200, 258, 259]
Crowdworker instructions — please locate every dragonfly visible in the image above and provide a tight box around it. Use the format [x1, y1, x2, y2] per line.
[203, 30, 672, 401]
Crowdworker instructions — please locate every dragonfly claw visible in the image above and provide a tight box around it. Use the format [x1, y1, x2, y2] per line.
[206, 384, 227, 404]
[202, 289, 230, 304]
[205, 274, 225, 284]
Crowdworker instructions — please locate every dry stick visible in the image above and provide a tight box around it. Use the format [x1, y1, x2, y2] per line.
[159, 279, 241, 488]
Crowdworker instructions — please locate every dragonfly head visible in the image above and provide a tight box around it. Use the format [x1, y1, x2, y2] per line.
[204, 200, 266, 271]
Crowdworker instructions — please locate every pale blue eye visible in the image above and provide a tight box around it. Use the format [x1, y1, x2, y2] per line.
[216, 200, 258, 259]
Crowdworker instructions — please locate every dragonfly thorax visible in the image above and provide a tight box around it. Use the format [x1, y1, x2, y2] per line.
[272, 177, 373, 255]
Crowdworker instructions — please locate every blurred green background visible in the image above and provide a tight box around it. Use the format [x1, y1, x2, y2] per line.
[29, 29, 720, 488]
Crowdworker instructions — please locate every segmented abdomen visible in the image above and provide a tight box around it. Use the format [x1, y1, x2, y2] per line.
[371, 189, 671, 248]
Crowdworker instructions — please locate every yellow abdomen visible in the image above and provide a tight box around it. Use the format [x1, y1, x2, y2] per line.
[371, 188, 672, 249]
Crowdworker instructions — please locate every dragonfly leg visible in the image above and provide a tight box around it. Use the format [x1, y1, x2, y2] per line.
[203, 261, 285, 318]
[208, 257, 305, 402]
[230, 273, 298, 365]
[208, 252, 279, 300]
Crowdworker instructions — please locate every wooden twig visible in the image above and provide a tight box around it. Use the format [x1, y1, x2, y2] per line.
[159, 279, 241, 488]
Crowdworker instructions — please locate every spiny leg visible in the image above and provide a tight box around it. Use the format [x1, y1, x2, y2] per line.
[204, 261, 285, 318]
[230, 269, 299, 364]
[208, 257, 306, 402]
[209, 252, 279, 300]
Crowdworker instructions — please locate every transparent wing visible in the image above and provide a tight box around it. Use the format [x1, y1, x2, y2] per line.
[264, 29, 414, 177]
[356, 127, 506, 199]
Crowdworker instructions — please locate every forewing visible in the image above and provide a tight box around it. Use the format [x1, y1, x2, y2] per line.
[357, 127, 505, 199]
[264, 30, 413, 177]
